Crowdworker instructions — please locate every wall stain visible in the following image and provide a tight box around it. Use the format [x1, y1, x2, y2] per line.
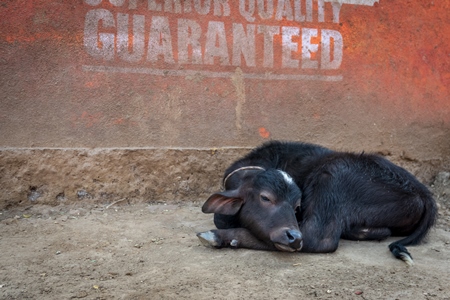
[231, 67, 245, 131]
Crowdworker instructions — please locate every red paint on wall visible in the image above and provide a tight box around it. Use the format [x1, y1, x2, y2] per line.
[339, 1, 449, 123]
[0, 0, 449, 149]
[259, 127, 271, 139]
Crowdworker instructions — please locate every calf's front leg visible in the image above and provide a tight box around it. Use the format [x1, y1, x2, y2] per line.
[197, 228, 276, 251]
[298, 217, 341, 253]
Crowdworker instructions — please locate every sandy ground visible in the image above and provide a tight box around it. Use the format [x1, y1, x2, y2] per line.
[1, 172, 449, 300]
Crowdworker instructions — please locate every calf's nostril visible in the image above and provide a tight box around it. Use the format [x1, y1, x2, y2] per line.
[286, 231, 294, 241]
[286, 229, 302, 247]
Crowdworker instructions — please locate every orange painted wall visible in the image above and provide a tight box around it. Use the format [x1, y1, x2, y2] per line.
[0, 1, 449, 159]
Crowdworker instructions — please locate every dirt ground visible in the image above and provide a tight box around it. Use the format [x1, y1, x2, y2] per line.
[1, 172, 449, 300]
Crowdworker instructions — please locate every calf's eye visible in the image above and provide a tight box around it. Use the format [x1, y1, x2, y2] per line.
[260, 195, 271, 202]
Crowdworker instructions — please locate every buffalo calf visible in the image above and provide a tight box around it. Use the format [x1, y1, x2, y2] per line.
[197, 141, 437, 265]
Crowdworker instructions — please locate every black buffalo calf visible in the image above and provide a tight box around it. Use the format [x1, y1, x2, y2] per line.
[197, 141, 437, 265]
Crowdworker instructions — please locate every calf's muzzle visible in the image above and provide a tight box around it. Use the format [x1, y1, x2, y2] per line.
[270, 227, 303, 252]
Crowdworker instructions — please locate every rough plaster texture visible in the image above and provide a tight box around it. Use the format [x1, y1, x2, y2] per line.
[0, 147, 448, 209]
[0, 148, 250, 209]
[0, 1, 449, 148]
[0, 1, 449, 206]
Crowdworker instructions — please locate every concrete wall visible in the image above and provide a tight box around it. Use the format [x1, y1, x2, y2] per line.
[1, 0, 449, 208]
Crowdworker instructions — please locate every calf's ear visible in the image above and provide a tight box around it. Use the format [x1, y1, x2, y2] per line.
[202, 190, 244, 215]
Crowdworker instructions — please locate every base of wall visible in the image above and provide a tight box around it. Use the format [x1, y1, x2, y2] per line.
[0, 147, 447, 209]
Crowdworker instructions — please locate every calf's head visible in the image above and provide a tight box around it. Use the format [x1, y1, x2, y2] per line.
[202, 168, 303, 252]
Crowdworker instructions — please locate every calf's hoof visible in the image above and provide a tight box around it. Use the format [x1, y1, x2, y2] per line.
[197, 231, 220, 248]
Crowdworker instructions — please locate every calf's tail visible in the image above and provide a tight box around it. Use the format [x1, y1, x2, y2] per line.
[388, 189, 437, 265]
